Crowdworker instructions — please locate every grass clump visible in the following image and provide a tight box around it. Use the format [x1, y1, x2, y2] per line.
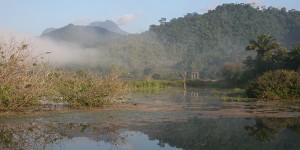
[50, 68, 129, 107]
[247, 70, 300, 100]
[128, 80, 181, 89]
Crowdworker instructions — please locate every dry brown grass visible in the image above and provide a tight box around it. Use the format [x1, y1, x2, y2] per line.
[0, 38, 50, 111]
[0, 38, 129, 111]
[49, 67, 130, 107]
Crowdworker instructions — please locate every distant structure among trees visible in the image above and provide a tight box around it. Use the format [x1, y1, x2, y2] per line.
[191, 70, 199, 80]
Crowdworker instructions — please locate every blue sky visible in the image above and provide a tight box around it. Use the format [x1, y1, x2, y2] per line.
[1, 0, 300, 36]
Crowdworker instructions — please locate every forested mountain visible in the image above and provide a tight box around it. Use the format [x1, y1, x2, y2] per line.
[41, 3, 300, 79]
[147, 3, 300, 79]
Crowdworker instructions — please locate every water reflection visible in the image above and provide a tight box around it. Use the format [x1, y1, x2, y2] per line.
[1, 117, 300, 150]
[133, 117, 300, 150]
[1, 88, 300, 149]
[0, 122, 125, 150]
[245, 118, 300, 143]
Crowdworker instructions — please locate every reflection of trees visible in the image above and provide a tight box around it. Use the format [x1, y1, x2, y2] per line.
[0, 123, 65, 150]
[245, 119, 281, 142]
[131, 117, 300, 150]
[1, 117, 300, 149]
[291, 125, 300, 135]
[0, 122, 124, 150]
[245, 118, 300, 143]
[132, 117, 246, 150]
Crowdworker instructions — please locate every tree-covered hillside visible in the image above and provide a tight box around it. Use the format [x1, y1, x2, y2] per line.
[42, 3, 300, 79]
[147, 3, 300, 79]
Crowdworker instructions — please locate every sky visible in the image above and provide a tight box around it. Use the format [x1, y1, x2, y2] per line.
[1, 0, 300, 36]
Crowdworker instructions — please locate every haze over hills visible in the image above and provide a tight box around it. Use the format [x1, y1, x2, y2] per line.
[89, 20, 128, 35]
[39, 3, 300, 79]
[41, 23, 123, 47]
[40, 20, 127, 47]
[41, 27, 57, 35]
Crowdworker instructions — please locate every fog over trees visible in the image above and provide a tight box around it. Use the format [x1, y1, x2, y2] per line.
[41, 3, 300, 79]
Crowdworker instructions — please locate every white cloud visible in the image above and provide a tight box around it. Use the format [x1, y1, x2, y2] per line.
[113, 14, 139, 25]
[245, 0, 265, 6]
[200, 0, 222, 13]
[204, 3, 219, 11]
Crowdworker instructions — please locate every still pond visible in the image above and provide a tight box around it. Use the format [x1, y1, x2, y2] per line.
[0, 88, 300, 150]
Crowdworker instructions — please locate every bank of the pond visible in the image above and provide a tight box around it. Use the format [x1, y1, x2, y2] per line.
[1, 87, 300, 118]
[128, 80, 182, 89]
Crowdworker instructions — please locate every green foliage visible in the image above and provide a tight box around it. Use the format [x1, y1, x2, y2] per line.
[244, 34, 287, 76]
[246, 34, 280, 58]
[286, 45, 300, 71]
[129, 80, 164, 89]
[143, 67, 153, 76]
[220, 62, 242, 80]
[147, 4, 300, 79]
[152, 73, 162, 80]
[129, 80, 181, 89]
[241, 34, 300, 90]
[247, 70, 300, 100]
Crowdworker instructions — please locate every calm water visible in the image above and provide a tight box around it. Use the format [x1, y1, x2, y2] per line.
[1, 88, 300, 150]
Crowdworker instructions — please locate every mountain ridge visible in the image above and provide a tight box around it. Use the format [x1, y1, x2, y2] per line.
[41, 23, 123, 47]
[89, 20, 128, 35]
[39, 4, 300, 79]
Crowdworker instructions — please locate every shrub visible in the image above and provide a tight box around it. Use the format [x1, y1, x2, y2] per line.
[0, 38, 129, 111]
[0, 38, 49, 111]
[49, 68, 129, 107]
[220, 62, 242, 81]
[247, 70, 300, 100]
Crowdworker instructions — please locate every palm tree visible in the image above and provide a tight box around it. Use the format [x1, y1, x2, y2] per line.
[246, 34, 280, 58]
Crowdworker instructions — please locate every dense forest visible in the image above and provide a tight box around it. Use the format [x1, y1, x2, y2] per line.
[146, 3, 300, 79]
[43, 3, 300, 79]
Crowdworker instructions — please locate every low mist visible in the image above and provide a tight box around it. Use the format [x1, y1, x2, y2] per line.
[32, 38, 108, 67]
[0, 31, 113, 70]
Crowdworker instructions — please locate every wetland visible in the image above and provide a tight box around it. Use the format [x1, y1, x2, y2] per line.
[1, 88, 300, 150]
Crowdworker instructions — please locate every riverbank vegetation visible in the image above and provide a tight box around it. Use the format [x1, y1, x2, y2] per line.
[247, 70, 300, 100]
[0, 39, 129, 112]
[241, 34, 300, 100]
[128, 80, 182, 89]
[0, 39, 49, 111]
[49, 67, 129, 108]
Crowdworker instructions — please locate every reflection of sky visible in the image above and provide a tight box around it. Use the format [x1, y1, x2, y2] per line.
[50, 131, 181, 150]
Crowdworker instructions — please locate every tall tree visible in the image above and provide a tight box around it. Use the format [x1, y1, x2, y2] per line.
[246, 34, 280, 58]
[244, 34, 290, 79]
